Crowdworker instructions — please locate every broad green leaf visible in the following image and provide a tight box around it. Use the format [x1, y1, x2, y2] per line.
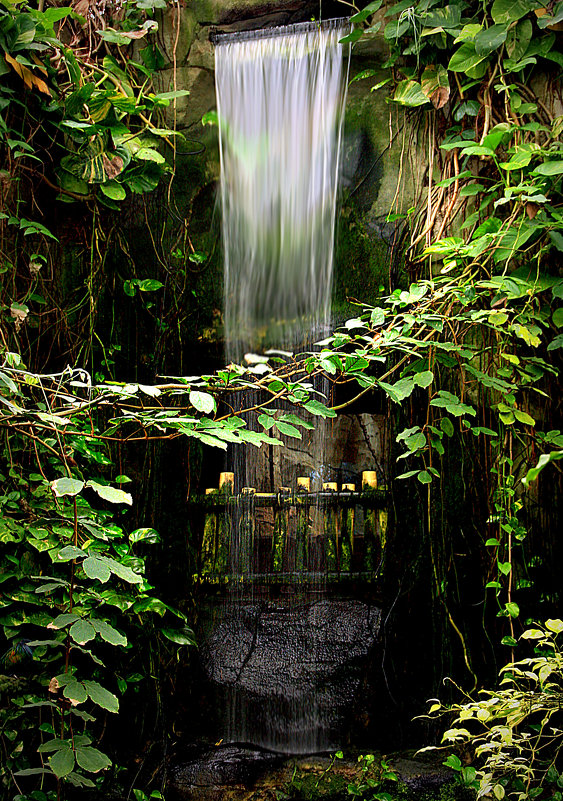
[406, 432, 426, 451]
[189, 390, 216, 414]
[274, 421, 302, 439]
[448, 42, 488, 72]
[417, 470, 433, 484]
[51, 478, 84, 497]
[523, 450, 563, 485]
[533, 161, 563, 176]
[505, 601, 520, 617]
[83, 680, 119, 713]
[379, 377, 416, 403]
[474, 23, 509, 55]
[82, 555, 111, 583]
[38, 738, 72, 753]
[392, 80, 430, 107]
[91, 619, 127, 646]
[161, 626, 197, 646]
[414, 371, 434, 388]
[48, 613, 79, 629]
[440, 418, 454, 437]
[339, 28, 364, 44]
[303, 400, 336, 418]
[100, 181, 126, 200]
[49, 748, 75, 778]
[350, 68, 378, 84]
[553, 308, 563, 328]
[63, 681, 88, 704]
[492, 0, 535, 23]
[70, 619, 96, 645]
[75, 746, 111, 773]
[86, 481, 132, 506]
[370, 307, 386, 326]
[513, 409, 535, 426]
[55, 546, 86, 562]
[104, 556, 142, 584]
[350, 0, 383, 24]
[129, 527, 159, 544]
[545, 619, 563, 634]
[137, 279, 164, 291]
[135, 147, 165, 164]
[520, 628, 545, 639]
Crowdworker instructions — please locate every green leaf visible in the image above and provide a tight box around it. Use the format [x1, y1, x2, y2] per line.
[474, 23, 509, 55]
[82, 555, 111, 583]
[83, 680, 119, 713]
[513, 409, 535, 426]
[440, 418, 454, 437]
[520, 628, 545, 639]
[70, 619, 96, 645]
[51, 478, 84, 497]
[135, 147, 165, 164]
[189, 390, 216, 414]
[506, 601, 520, 617]
[161, 626, 197, 646]
[392, 80, 430, 107]
[75, 746, 111, 773]
[49, 748, 75, 778]
[129, 527, 159, 544]
[104, 556, 143, 584]
[86, 481, 133, 505]
[350, 0, 383, 23]
[137, 279, 164, 291]
[413, 371, 434, 388]
[405, 432, 426, 451]
[370, 307, 386, 326]
[448, 42, 488, 72]
[545, 619, 563, 634]
[339, 28, 364, 44]
[533, 161, 563, 176]
[492, 0, 535, 23]
[350, 68, 378, 84]
[90, 619, 127, 646]
[379, 377, 416, 403]
[303, 400, 336, 418]
[49, 613, 80, 629]
[38, 738, 72, 753]
[553, 308, 563, 328]
[55, 546, 86, 562]
[274, 421, 302, 439]
[100, 181, 126, 200]
[63, 681, 88, 704]
[498, 561, 512, 575]
[523, 451, 563, 485]
[417, 470, 433, 484]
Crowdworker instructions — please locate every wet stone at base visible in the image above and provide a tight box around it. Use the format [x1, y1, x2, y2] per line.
[200, 598, 381, 753]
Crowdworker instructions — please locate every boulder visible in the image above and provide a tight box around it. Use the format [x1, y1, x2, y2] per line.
[200, 598, 381, 752]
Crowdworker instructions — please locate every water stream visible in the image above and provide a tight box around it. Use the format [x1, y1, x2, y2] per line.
[209, 18, 351, 753]
[216, 20, 349, 360]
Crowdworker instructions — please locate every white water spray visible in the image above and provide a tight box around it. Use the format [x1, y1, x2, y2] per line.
[216, 21, 349, 359]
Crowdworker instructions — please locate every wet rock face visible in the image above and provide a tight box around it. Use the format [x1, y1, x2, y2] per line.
[168, 747, 455, 801]
[170, 745, 284, 792]
[200, 598, 381, 752]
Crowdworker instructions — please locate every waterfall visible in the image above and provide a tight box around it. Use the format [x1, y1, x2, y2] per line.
[216, 20, 349, 360]
[208, 18, 350, 754]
